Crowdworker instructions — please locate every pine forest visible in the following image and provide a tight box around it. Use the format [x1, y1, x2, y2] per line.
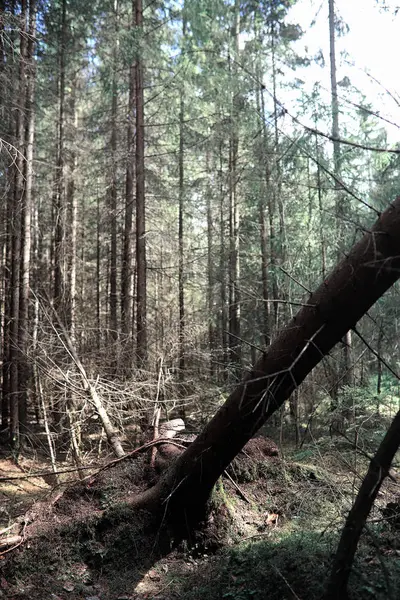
[1, 1, 400, 599]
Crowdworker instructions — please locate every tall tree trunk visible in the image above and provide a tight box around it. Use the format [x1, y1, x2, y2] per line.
[18, 0, 37, 438]
[260, 86, 279, 331]
[177, 18, 186, 379]
[206, 153, 214, 375]
[53, 0, 67, 319]
[135, 0, 147, 366]
[109, 0, 119, 342]
[10, 0, 28, 447]
[329, 0, 353, 391]
[1, 4, 12, 430]
[255, 67, 270, 347]
[218, 142, 228, 378]
[66, 81, 78, 344]
[134, 196, 400, 524]
[122, 0, 135, 344]
[228, 0, 241, 376]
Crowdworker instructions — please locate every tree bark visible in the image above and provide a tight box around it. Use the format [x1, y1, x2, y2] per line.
[136, 196, 400, 524]
[178, 19, 186, 379]
[135, 0, 147, 367]
[53, 0, 67, 318]
[18, 0, 37, 438]
[109, 0, 119, 342]
[10, 0, 28, 447]
[329, 0, 354, 392]
[228, 0, 241, 376]
[122, 0, 135, 343]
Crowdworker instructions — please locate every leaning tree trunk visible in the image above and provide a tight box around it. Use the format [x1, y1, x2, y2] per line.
[133, 196, 400, 526]
[324, 406, 400, 600]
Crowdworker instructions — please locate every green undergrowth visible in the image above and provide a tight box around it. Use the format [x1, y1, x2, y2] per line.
[179, 526, 400, 600]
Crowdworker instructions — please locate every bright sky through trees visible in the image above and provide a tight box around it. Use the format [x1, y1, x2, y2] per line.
[288, 0, 400, 142]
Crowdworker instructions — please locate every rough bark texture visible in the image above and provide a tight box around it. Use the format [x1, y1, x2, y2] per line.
[137, 197, 400, 524]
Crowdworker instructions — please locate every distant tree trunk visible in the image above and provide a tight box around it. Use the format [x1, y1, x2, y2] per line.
[178, 28, 186, 381]
[315, 130, 326, 279]
[260, 86, 278, 331]
[177, 18, 186, 379]
[228, 0, 241, 376]
[135, 0, 147, 366]
[218, 142, 228, 377]
[53, 0, 67, 319]
[10, 0, 28, 447]
[122, 0, 135, 343]
[1, 5, 12, 430]
[206, 154, 214, 375]
[376, 324, 383, 397]
[329, 0, 354, 391]
[96, 192, 102, 349]
[133, 196, 400, 525]
[109, 0, 119, 342]
[18, 0, 37, 438]
[66, 81, 78, 344]
[255, 70, 271, 347]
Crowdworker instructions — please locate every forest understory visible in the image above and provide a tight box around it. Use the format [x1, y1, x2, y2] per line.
[1, 401, 400, 600]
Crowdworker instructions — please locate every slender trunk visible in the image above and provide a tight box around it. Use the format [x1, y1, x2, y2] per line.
[218, 143, 228, 377]
[122, 0, 135, 341]
[135, 0, 147, 366]
[18, 0, 37, 438]
[228, 0, 241, 375]
[10, 0, 28, 447]
[255, 73, 270, 347]
[271, 22, 285, 269]
[260, 87, 278, 331]
[376, 324, 383, 397]
[2, 173, 11, 431]
[315, 130, 326, 279]
[53, 0, 67, 316]
[178, 22, 186, 378]
[329, 0, 354, 392]
[96, 190, 102, 349]
[67, 81, 78, 344]
[109, 2, 119, 341]
[206, 154, 214, 375]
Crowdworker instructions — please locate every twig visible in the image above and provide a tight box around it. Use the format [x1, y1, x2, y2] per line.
[224, 470, 251, 504]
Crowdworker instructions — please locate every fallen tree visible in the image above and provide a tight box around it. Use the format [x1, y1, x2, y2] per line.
[131, 197, 400, 526]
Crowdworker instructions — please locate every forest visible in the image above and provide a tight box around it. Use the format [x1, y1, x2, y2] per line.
[1, 0, 400, 598]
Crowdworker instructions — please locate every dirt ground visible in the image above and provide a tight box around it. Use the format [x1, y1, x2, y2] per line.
[0, 438, 399, 600]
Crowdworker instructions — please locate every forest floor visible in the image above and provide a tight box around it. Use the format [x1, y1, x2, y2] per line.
[0, 430, 399, 600]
